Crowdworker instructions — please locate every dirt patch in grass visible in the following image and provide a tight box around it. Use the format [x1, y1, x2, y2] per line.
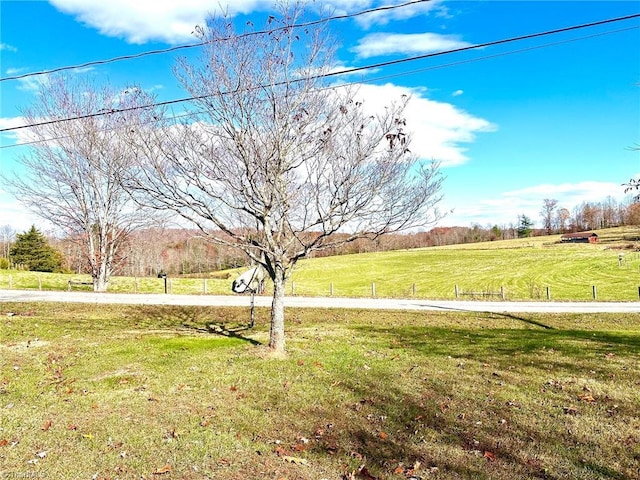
[1, 339, 50, 352]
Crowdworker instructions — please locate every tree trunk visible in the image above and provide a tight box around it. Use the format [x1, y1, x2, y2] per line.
[269, 269, 286, 353]
[93, 275, 109, 292]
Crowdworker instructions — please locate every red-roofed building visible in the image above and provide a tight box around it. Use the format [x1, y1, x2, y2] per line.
[560, 232, 599, 243]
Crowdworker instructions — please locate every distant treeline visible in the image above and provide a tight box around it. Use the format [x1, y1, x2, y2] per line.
[1, 198, 639, 276]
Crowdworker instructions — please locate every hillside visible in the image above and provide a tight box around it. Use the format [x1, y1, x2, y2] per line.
[2, 227, 640, 302]
[288, 226, 640, 301]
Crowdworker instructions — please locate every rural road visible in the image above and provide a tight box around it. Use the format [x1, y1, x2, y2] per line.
[2, 289, 640, 313]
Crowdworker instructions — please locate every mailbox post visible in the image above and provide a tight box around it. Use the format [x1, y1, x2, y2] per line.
[158, 273, 167, 294]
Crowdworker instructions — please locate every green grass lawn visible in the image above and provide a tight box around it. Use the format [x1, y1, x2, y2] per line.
[1, 302, 638, 479]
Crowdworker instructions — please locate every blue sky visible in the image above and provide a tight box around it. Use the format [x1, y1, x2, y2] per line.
[1, 0, 639, 232]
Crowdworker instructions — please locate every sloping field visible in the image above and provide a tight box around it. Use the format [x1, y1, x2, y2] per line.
[2, 227, 640, 301]
[290, 227, 640, 301]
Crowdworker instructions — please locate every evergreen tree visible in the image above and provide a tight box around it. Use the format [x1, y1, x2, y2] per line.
[517, 215, 534, 238]
[9, 225, 64, 272]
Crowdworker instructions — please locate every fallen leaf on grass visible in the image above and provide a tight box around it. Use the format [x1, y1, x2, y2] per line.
[282, 455, 308, 465]
[274, 446, 288, 457]
[41, 420, 52, 431]
[356, 465, 377, 480]
[483, 451, 497, 462]
[153, 464, 173, 475]
[578, 394, 596, 403]
[0, 439, 8, 447]
[563, 406, 578, 415]
[378, 431, 388, 440]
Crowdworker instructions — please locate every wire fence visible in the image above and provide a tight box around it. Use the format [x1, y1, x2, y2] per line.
[3, 272, 640, 302]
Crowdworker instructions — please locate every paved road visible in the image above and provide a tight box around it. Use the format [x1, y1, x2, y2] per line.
[2, 289, 640, 313]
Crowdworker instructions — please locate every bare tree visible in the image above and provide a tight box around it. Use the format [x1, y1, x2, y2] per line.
[0, 225, 16, 260]
[124, 5, 443, 353]
[555, 207, 571, 233]
[2, 76, 154, 291]
[540, 198, 558, 235]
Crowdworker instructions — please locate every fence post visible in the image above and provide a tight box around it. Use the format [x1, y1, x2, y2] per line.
[592, 285, 597, 300]
[291, 281, 295, 296]
[134, 277, 138, 294]
[454, 284, 459, 299]
[38, 276, 42, 291]
[8, 275, 12, 289]
[330, 283, 333, 296]
[412, 283, 416, 297]
[546, 286, 551, 301]
[372, 282, 376, 298]
[500, 286, 505, 300]
[203, 278, 207, 294]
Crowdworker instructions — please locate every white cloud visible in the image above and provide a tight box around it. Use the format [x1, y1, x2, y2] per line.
[440, 181, 630, 227]
[349, 0, 447, 29]
[452, 89, 464, 97]
[46, 0, 452, 45]
[48, 0, 273, 45]
[503, 181, 628, 208]
[0, 192, 50, 232]
[6, 67, 27, 75]
[353, 32, 474, 58]
[16, 74, 50, 93]
[351, 83, 496, 166]
[72, 66, 95, 74]
[0, 117, 40, 146]
[0, 43, 17, 52]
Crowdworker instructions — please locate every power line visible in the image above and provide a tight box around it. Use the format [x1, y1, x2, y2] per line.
[5, 24, 635, 151]
[0, 0, 434, 83]
[339, 25, 640, 87]
[1, 12, 638, 136]
[322, 12, 640, 80]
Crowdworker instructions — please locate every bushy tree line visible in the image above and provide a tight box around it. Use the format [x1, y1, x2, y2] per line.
[4, 193, 640, 277]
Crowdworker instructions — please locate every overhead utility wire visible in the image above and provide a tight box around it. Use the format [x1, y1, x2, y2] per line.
[1, 12, 639, 135]
[4, 25, 634, 151]
[338, 24, 640, 88]
[322, 12, 640, 79]
[0, 0, 432, 83]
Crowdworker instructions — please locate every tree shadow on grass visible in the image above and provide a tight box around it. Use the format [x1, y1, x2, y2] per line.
[350, 306, 640, 359]
[418, 303, 555, 330]
[122, 304, 265, 346]
[298, 341, 636, 480]
[300, 367, 568, 480]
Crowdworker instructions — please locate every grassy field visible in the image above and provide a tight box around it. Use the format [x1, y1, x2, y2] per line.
[0, 302, 639, 479]
[2, 227, 640, 301]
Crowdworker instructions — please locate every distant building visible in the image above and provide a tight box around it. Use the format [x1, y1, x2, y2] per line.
[560, 232, 599, 243]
